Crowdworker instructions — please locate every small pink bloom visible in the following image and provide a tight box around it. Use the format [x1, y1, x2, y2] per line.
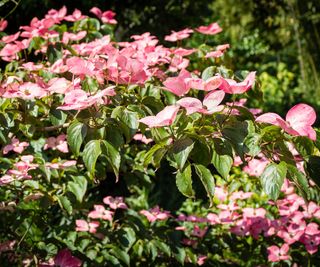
[216, 43, 230, 51]
[177, 90, 225, 115]
[44, 134, 69, 153]
[219, 72, 256, 94]
[267, 244, 290, 262]
[90, 7, 117, 24]
[0, 19, 8, 31]
[54, 249, 82, 267]
[1, 32, 20, 43]
[243, 157, 269, 177]
[64, 9, 86, 22]
[172, 48, 196, 56]
[45, 6, 67, 23]
[139, 105, 180, 128]
[191, 225, 207, 238]
[88, 205, 114, 221]
[197, 255, 207, 266]
[205, 50, 224, 58]
[164, 28, 193, 42]
[256, 103, 317, 140]
[207, 213, 220, 224]
[0, 240, 16, 252]
[163, 69, 192, 96]
[75, 219, 99, 233]
[133, 133, 153, 144]
[103, 196, 128, 210]
[66, 57, 95, 76]
[3, 137, 29, 154]
[140, 206, 170, 222]
[0, 175, 15, 185]
[196, 22, 222, 35]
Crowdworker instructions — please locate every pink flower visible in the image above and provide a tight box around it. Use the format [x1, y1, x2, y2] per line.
[300, 234, 320, 254]
[214, 187, 228, 202]
[216, 43, 230, 51]
[0, 19, 8, 31]
[162, 69, 192, 96]
[196, 22, 222, 35]
[90, 7, 117, 24]
[49, 59, 68, 74]
[57, 86, 114, 111]
[54, 249, 82, 267]
[177, 90, 225, 115]
[3, 137, 29, 154]
[103, 196, 128, 210]
[219, 72, 256, 94]
[75, 219, 99, 233]
[66, 57, 95, 76]
[45, 6, 67, 23]
[229, 191, 253, 201]
[267, 244, 290, 262]
[62, 31, 87, 44]
[64, 9, 86, 22]
[171, 48, 196, 56]
[0, 175, 15, 185]
[43, 134, 69, 153]
[243, 157, 269, 177]
[191, 225, 207, 238]
[133, 133, 153, 144]
[1, 32, 20, 43]
[45, 160, 77, 170]
[164, 28, 194, 42]
[139, 206, 170, 222]
[197, 255, 207, 266]
[256, 103, 317, 140]
[47, 78, 72, 94]
[0, 240, 16, 252]
[205, 50, 224, 58]
[139, 105, 180, 128]
[186, 76, 222, 91]
[88, 205, 114, 221]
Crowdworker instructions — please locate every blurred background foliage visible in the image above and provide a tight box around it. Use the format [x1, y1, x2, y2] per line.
[1, 0, 320, 118]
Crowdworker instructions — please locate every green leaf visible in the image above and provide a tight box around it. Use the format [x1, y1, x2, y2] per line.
[193, 164, 215, 204]
[173, 247, 186, 265]
[222, 121, 249, 160]
[152, 240, 171, 257]
[306, 156, 320, 187]
[47, 43, 63, 64]
[244, 133, 261, 157]
[293, 136, 314, 158]
[190, 139, 212, 166]
[212, 150, 233, 180]
[101, 140, 121, 181]
[110, 246, 130, 266]
[56, 195, 73, 215]
[67, 121, 87, 156]
[171, 138, 194, 170]
[112, 106, 139, 142]
[176, 164, 194, 198]
[50, 109, 67, 126]
[201, 66, 215, 81]
[119, 227, 136, 252]
[67, 176, 87, 203]
[144, 144, 167, 167]
[82, 140, 101, 175]
[261, 162, 287, 200]
[287, 164, 309, 199]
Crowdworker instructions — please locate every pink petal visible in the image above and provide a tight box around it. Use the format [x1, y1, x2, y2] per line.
[256, 113, 285, 127]
[176, 97, 203, 115]
[203, 90, 225, 112]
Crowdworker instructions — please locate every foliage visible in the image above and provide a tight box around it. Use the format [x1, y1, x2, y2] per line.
[0, 5, 319, 266]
